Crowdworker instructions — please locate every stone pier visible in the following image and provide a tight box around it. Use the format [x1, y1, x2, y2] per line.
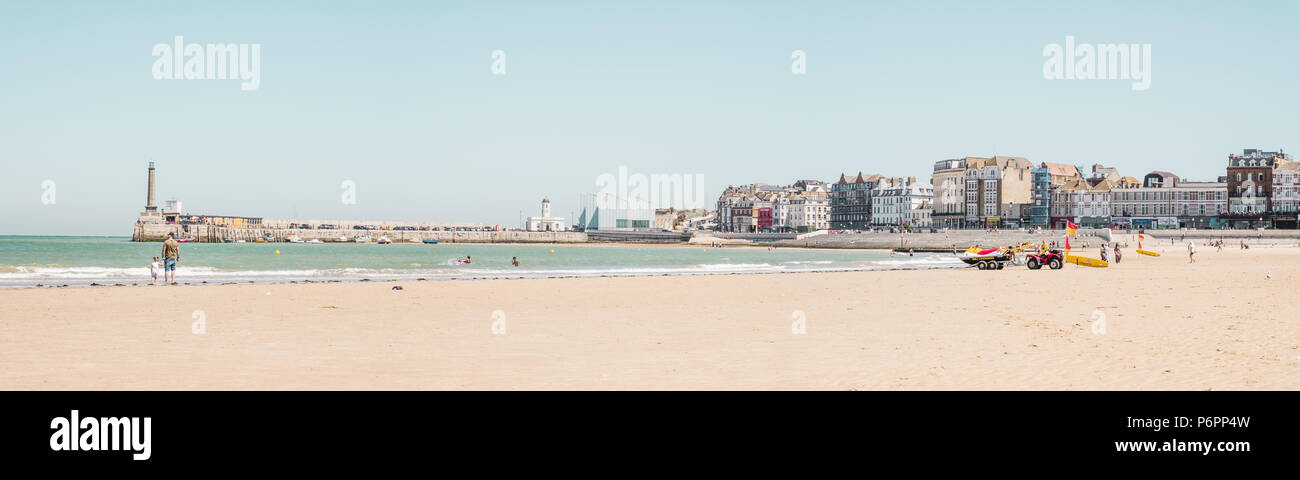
[131, 223, 588, 244]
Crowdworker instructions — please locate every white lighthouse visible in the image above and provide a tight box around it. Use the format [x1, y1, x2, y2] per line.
[527, 197, 565, 232]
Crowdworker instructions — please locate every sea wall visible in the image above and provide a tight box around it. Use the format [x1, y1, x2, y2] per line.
[1140, 229, 1300, 246]
[769, 229, 1111, 251]
[131, 223, 588, 244]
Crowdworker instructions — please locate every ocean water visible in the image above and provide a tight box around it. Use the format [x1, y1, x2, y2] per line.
[0, 236, 964, 287]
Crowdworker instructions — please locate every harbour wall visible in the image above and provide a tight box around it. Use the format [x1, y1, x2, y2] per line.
[132, 223, 588, 244]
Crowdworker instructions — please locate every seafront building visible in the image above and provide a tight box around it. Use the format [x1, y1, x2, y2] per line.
[911, 200, 933, 228]
[1225, 149, 1291, 228]
[576, 192, 654, 231]
[702, 147, 1300, 233]
[788, 191, 830, 232]
[770, 194, 791, 232]
[1030, 166, 1052, 228]
[1110, 172, 1226, 229]
[962, 156, 1035, 228]
[930, 159, 967, 229]
[870, 177, 933, 227]
[1271, 160, 1300, 228]
[1051, 177, 1113, 229]
[1030, 162, 1081, 229]
[1172, 179, 1230, 229]
[526, 198, 567, 232]
[830, 172, 882, 229]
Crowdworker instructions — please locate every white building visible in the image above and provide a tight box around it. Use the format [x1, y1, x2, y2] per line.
[1052, 177, 1113, 228]
[870, 177, 933, 227]
[577, 193, 654, 230]
[788, 192, 829, 232]
[526, 198, 566, 232]
[770, 194, 791, 232]
[163, 199, 182, 215]
[908, 201, 932, 228]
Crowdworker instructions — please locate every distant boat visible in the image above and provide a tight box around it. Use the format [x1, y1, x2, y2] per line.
[377, 237, 392, 245]
[422, 239, 440, 244]
[337, 236, 348, 242]
[288, 237, 305, 243]
[307, 239, 323, 244]
[176, 237, 197, 243]
[354, 236, 372, 243]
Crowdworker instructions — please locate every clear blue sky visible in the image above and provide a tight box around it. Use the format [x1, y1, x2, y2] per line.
[2, 0, 1297, 235]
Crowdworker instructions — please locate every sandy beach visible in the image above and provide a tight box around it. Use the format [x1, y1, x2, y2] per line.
[2, 244, 1296, 390]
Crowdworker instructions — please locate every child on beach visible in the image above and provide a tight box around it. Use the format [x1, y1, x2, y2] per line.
[1188, 242, 1197, 263]
[150, 257, 160, 285]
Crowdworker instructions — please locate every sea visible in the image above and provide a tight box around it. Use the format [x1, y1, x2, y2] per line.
[0, 236, 965, 287]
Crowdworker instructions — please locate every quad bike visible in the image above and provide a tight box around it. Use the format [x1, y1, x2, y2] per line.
[1023, 249, 1065, 270]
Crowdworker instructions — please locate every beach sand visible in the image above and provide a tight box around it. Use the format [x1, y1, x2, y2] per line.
[1, 245, 1296, 390]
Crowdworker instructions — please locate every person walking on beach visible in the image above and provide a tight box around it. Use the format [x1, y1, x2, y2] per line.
[149, 257, 160, 285]
[1188, 241, 1196, 263]
[1100, 244, 1108, 262]
[1113, 244, 1121, 264]
[161, 233, 180, 285]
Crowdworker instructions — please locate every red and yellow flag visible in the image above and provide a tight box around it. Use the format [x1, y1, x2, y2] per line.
[1066, 220, 1080, 236]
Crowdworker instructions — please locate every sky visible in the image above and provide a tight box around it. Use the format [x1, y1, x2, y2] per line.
[1, 0, 1297, 235]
